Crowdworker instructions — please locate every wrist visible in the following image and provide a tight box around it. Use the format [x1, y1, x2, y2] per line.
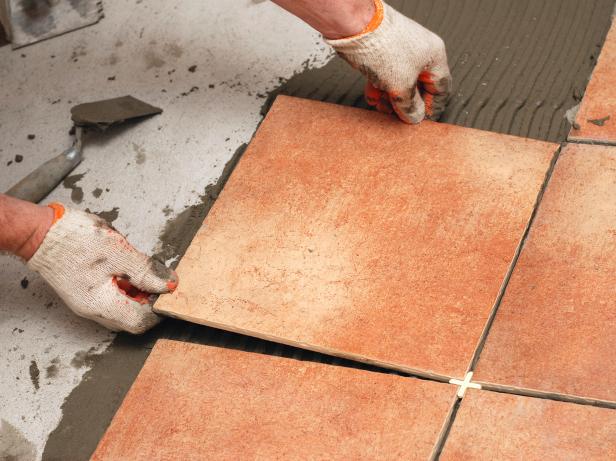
[17, 205, 54, 261]
[272, 0, 378, 40]
[321, 0, 377, 39]
[0, 193, 55, 261]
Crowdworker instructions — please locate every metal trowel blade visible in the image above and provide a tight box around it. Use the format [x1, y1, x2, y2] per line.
[70, 95, 163, 130]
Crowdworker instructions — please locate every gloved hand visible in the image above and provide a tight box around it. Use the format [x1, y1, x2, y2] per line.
[27, 204, 178, 334]
[325, 0, 452, 124]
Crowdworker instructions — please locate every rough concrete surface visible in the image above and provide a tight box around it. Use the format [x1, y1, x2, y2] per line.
[0, 0, 614, 459]
[0, 1, 331, 459]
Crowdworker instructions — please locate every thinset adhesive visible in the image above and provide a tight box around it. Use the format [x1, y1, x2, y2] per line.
[268, 0, 615, 142]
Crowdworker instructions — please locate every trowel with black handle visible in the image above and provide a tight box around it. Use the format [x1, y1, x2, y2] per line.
[5, 96, 162, 203]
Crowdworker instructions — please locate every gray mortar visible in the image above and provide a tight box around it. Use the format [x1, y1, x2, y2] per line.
[85, 207, 120, 224]
[42, 336, 151, 461]
[267, 0, 616, 143]
[153, 142, 248, 267]
[62, 173, 85, 204]
[45, 357, 60, 379]
[29, 360, 40, 391]
[45, 0, 616, 458]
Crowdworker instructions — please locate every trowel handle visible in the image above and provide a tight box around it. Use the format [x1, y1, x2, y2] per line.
[5, 146, 82, 203]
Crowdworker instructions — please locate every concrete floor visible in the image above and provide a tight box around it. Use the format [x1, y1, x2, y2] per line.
[0, 1, 330, 458]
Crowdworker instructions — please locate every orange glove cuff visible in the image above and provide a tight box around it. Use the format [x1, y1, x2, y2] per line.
[48, 202, 65, 225]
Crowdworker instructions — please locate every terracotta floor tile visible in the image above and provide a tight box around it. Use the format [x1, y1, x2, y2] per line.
[155, 96, 557, 378]
[91, 340, 455, 461]
[475, 144, 616, 401]
[441, 389, 616, 460]
[570, 21, 616, 143]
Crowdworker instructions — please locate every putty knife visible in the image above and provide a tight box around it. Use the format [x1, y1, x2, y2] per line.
[5, 96, 162, 203]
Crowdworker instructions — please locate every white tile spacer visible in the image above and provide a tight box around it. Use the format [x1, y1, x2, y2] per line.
[449, 372, 482, 398]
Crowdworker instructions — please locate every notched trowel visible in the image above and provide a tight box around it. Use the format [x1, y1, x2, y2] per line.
[5, 96, 162, 203]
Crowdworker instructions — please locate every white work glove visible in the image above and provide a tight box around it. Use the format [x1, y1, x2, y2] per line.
[27, 205, 178, 334]
[325, 0, 452, 123]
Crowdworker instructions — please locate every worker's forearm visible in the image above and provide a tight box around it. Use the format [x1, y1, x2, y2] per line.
[0, 193, 53, 260]
[271, 0, 375, 39]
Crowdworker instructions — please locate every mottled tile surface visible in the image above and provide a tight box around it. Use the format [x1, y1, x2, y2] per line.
[570, 21, 616, 143]
[441, 390, 616, 460]
[475, 144, 616, 401]
[92, 340, 454, 461]
[156, 96, 557, 378]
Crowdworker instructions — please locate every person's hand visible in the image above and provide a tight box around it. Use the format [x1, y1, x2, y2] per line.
[325, 0, 452, 124]
[27, 204, 178, 334]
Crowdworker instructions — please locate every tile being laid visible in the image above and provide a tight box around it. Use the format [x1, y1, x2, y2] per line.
[155, 95, 558, 379]
[570, 20, 616, 143]
[440, 389, 616, 460]
[91, 340, 456, 461]
[475, 144, 616, 402]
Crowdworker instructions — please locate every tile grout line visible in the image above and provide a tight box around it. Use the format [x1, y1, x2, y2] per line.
[427, 144, 564, 460]
[428, 394, 461, 461]
[477, 381, 616, 410]
[567, 137, 616, 147]
[433, 372, 616, 461]
[457, 139, 616, 409]
[465, 144, 563, 374]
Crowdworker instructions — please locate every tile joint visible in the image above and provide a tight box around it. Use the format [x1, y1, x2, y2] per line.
[566, 138, 616, 147]
[465, 145, 562, 373]
[477, 381, 616, 411]
[429, 146, 563, 460]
